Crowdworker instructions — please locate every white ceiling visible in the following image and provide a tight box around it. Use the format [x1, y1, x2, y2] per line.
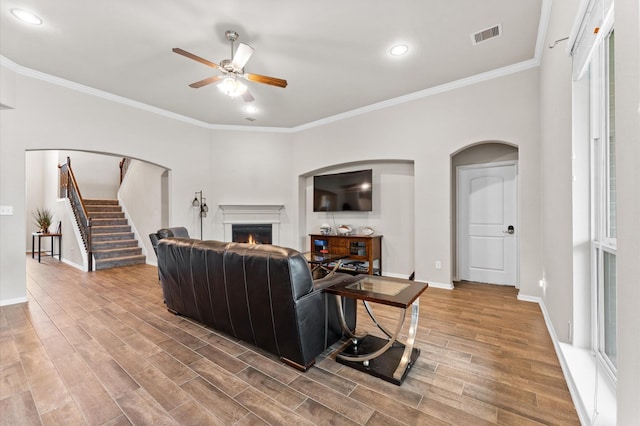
[0, 0, 545, 129]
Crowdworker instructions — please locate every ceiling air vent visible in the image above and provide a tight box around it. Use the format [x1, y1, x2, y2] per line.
[472, 24, 502, 45]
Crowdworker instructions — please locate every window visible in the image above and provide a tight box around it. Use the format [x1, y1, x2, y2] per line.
[592, 29, 617, 377]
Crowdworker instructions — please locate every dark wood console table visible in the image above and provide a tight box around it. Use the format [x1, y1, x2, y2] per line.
[309, 234, 382, 275]
[32, 232, 62, 263]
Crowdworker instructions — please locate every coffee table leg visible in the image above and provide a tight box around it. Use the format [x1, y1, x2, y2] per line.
[38, 236, 41, 262]
[362, 300, 409, 346]
[334, 295, 367, 342]
[32, 235, 35, 259]
[336, 302, 406, 364]
[393, 298, 420, 381]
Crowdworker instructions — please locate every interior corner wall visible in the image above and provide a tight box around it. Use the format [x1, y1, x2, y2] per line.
[118, 160, 164, 265]
[25, 151, 46, 246]
[615, 0, 640, 422]
[538, 0, 578, 343]
[206, 130, 296, 247]
[292, 68, 541, 291]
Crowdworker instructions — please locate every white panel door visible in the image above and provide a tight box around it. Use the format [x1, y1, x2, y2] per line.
[457, 163, 517, 285]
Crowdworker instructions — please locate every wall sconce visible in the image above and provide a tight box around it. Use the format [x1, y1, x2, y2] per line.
[192, 190, 208, 239]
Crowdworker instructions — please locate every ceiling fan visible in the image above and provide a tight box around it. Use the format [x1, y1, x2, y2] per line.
[173, 30, 287, 102]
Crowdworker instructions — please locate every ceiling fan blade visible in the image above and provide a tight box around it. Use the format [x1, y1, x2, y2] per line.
[242, 89, 255, 103]
[232, 43, 254, 70]
[188, 75, 224, 88]
[173, 48, 220, 69]
[245, 73, 288, 88]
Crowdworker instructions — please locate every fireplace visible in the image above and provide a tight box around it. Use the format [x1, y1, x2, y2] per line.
[220, 204, 284, 246]
[232, 224, 272, 244]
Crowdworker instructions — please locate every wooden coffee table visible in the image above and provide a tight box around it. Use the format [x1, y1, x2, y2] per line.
[325, 275, 428, 385]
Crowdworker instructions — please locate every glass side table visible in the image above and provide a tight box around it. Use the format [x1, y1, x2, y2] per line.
[325, 274, 428, 385]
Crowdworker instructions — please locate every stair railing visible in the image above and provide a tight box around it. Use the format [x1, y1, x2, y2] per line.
[119, 157, 131, 185]
[59, 156, 93, 271]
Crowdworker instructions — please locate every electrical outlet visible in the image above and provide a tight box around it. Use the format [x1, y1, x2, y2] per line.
[435, 261, 442, 270]
[0, 205, 13, 215]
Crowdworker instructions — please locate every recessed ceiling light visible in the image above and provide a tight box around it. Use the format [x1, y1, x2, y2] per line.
[11, 9, 43, 25]
[390, 44, 408, 56]
[243, 105, 258, 114]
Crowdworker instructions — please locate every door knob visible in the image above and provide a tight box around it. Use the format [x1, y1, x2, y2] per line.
[502, 225, 515, 234]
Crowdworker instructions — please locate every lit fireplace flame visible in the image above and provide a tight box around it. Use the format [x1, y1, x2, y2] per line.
[247, 234, 257, 244]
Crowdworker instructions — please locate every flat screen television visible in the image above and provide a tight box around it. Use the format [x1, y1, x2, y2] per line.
[313, 169, 373, 212]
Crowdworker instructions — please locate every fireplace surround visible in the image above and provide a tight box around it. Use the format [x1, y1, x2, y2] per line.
[220, 205, 284, 246]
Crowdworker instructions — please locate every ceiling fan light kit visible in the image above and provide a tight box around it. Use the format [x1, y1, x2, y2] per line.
[174, 30, 287, 102]
[218, 77, 248, 97]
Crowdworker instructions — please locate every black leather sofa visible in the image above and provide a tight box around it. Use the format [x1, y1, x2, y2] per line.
[157, 238, 356, 370]
[149, 227, 190, 256]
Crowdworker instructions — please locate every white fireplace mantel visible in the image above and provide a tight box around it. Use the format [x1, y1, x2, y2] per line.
[219, 204, 284, 244]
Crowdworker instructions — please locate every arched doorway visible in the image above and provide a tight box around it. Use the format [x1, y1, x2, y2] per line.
[25, 149, 170, 270]
[451, 142, 519, 286]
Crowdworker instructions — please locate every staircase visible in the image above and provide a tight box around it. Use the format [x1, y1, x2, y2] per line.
[84, 199, 146, 270]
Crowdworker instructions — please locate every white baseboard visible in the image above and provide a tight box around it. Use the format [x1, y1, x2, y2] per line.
[374, 273, 453, 290]
[62, 258, 84, 271]
[425, 281, 454, 290]
[0, 296, 28, 306]
[521, 292, 616, 425]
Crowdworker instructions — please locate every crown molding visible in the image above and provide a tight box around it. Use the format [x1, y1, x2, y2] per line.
[0, 55, 289, 134]
[291, 58, 540, 132]
[1, 0, 549, 135]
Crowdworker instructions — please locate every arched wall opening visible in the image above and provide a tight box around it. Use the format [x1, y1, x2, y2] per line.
[298, 159, 415, 278]
[25, 149, 170, 269]
[450, 141, 519, 283]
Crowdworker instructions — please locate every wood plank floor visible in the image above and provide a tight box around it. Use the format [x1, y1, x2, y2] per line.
[0, 258, 580, 425]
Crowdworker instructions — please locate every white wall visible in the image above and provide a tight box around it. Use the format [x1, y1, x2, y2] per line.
[119, 159, 165, 265]
[539, 0, 578, 343]
[292, 68, 541, 291]
[25, 151, 46, 238]
[58, 151, 121, 199]
[0, 72, 212, 303]
[303, 161, 415, 277]
[207, 131, 295, 248]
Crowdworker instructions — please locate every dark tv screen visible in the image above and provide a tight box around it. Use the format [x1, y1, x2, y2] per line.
[313, 169, 372, 212]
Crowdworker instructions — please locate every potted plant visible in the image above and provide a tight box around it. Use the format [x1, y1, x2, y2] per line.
[33, 207, 53, 234]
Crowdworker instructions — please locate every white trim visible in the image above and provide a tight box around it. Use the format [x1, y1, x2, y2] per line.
[0, 296, 28, 306]
[219, 204, 284, 245]
[293, 59, 539, 132]
[61, 258, 84, 271]
[0, 53, 541, 133]
[0, 56, 288, 134]
[520, 292, 617, 425]
[426, 281, 454, 290]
